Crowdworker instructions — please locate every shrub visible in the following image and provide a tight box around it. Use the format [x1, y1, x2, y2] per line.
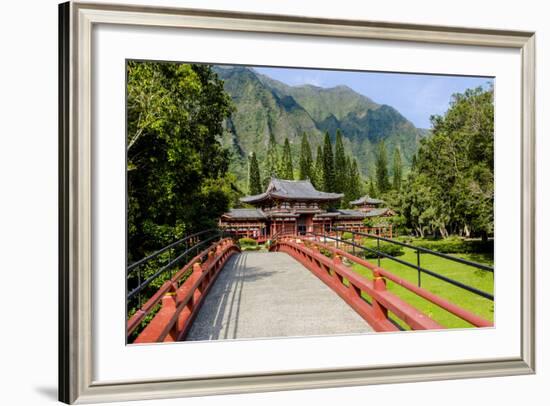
[411, 237, 493, 254]
[411, 238, 463, 253]
[238, 237, 258, 247]
[394, 235, 415, 244]
[341, 232, 353, 240]
[360, 238, 404, 258]
[320, 248, 334, 258]
[241, 245, 261, 251]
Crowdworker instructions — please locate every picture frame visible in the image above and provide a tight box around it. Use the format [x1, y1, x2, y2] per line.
[59, 1, 536, 404]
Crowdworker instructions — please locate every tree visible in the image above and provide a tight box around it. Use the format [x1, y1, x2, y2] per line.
[334, 130, 347, 193]
[367, 177, 377, 198]
[312, 145, 324, 189]
[248, 152, 262, 195]
[348, 159, 362, 203]
[298, 133, 313, 180]
[375, 140, 391, 194]
[322, 132, 336, 192]
[264, 133, 279, 183]
[126, 61, 234, 262]
[398, 85, 494, 238]
[279, 138, 294, 180]
[340, 156, 351, 207]
[392, 147, 403, 191]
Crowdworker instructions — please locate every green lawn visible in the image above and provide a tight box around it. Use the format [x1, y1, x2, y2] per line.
[349, 248, 494, 330]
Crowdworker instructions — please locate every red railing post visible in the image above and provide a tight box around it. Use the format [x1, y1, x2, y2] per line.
[134, 292, 177, 344]
[206, 249, 215, 283]
[372, 269, 389, 321]
[333, 255, 344, 284]
[163, 293, 180, 342]
[193, 262, 204, 298]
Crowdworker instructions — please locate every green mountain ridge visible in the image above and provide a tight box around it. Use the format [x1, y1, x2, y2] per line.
[213, 65, 426, 189]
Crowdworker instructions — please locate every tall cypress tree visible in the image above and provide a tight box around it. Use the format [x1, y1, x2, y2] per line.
[349, 159, 362, 202]
[322, 132, 335, 192]
[334, 130, 347, 193]
[392, 147, 402, 191]
[375, 140, 390, 194]
[312, 145, 324, 189]
[368, 176, 377, 198]
[248, 152, 262, 195]
[341, 155, 352, 207]
[280, 138, 294, 180]
[298, 133, 313, 180]
[264, 133, 279, 184]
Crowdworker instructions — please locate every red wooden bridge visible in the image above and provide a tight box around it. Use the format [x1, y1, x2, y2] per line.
[127, 229, 493, 344]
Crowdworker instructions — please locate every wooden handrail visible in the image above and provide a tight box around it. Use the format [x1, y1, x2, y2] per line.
[300, 237, 493, 328]
[128, 238, 240, 342]
[272, 236, 492, 331]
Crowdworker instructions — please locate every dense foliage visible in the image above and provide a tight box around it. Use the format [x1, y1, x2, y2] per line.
[279, 138, 294, 179]
[334, 130, 347, 193]
[264, 133, 279, 185]
[407, 237, 493, 255]
[244, 127, 364, 206]
[312, 145, 324, 189]
[127, 61, 235, 262]
[392, 148, 402, 191]
[375, 140, 391, 193]
[397, 86, 494, 239]
[298, 133, 314, 181]
[360, 239, 405, 258]
[248, 152, 262, 195]
[322, 132, 336, 192]
[239, 237, 260, 251]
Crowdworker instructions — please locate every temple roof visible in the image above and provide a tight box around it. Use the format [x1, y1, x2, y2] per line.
[240, 178, 343, 204]
[336, 209, 369, 218]
[349, 195, 385, 206]
[221, 207, 392, 221]
[314, 208, 392, 219]
[364, 208, 394, 217]
[221, 208, 266, 220]
[315, 209, 369, 219]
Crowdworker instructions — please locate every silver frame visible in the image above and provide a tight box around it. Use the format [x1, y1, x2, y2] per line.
[59, 1, 536, 403]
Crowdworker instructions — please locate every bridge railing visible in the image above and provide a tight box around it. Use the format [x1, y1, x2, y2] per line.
[126, 229, 236, 339]
[128, 238, 240, 343]
[328, 227, 494, 300]
[270, 232, 493, 331]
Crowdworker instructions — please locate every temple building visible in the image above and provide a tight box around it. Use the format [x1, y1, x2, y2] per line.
[350, 195, 395, 217]
[219, 178, 394, 239]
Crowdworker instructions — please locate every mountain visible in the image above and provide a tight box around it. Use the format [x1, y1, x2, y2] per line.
[213, 65, 426, 187]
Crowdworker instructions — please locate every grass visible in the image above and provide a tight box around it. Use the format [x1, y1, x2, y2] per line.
[349, 247, 494, 329]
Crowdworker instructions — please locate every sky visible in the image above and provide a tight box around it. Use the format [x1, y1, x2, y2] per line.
[254, 66, 492, 129]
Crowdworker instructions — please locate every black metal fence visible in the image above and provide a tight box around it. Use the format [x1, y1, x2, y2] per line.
[126, 229, 234, 316]
[308, 227, 494, 301]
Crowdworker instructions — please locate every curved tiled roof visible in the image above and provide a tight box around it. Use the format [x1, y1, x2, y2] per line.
[314, 208, 393, 219]
[240, 178, 343, 204]
[350, 195, 385, 205]
[221, 208, 266, 220]
[363, 207, 393, 217]
[336, 209, 368, 218]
